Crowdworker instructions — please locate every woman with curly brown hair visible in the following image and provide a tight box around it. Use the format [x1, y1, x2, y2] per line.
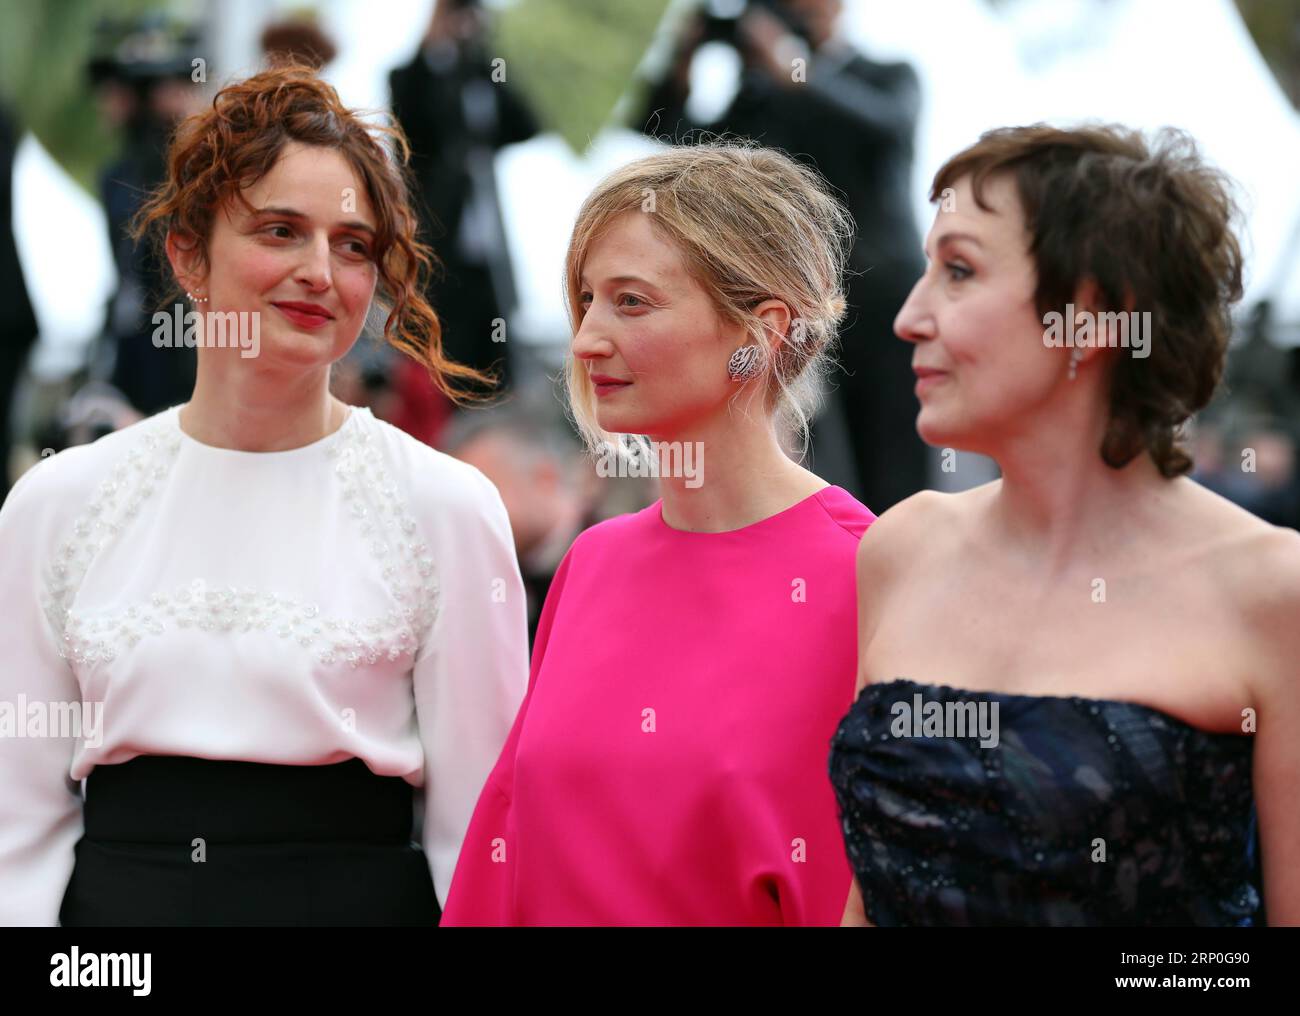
[0, 65, 529, 926]
[830, 124, 1300, 926]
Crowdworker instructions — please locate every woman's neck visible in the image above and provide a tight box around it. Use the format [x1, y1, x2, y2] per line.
[181, 366, 344, 452]
[988, 424, 1172, 575]
[651, 409, 826, 533]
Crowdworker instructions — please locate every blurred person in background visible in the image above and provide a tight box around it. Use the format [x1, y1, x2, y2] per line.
[637, 0, 927, 511]
[444, 402, 602, 644]
[1194, 418, 1300, 530]
[0, 105, 40, 504]
[260, 14, 338, 71]
[88, 16, 206, 417]
[389, 0, 540, 400]
[1191, 300, 1300, 531]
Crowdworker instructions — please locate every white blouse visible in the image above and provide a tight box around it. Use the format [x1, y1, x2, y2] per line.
[0, 403, 530, 925]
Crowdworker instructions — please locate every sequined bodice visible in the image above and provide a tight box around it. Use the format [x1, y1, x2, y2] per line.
[828, 679, 1261, 926]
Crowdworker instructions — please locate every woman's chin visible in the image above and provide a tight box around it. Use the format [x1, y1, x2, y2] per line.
[915, 408, 965, 450]
[594, 408, 642, 437]
[259, 331, 355, 369]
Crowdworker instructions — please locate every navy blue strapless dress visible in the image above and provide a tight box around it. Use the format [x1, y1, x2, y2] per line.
[828, 679, 1262, 926]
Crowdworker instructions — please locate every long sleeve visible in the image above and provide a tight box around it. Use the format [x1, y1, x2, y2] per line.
[439, 541, 577, 925]
[412, 466, 529, 910]
[0, 459, 86, 926]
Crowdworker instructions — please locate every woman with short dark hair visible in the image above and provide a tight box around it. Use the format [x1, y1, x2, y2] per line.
[831, 123, 1300, 926]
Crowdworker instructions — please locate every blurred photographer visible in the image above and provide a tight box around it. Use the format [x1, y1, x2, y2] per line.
[88, 17, 205, 417]
[0, 105, 39, 502]
[389, 0, 540, 398]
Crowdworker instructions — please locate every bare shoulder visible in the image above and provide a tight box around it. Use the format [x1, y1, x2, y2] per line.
[859, 483, 991, 557]
[1179, 480, 1300, 686]
[856, 483, 993, 586]
[1226, 521, 1300, 654]
[853, 485, 990, 690]
[1179, 479, 1300, 591]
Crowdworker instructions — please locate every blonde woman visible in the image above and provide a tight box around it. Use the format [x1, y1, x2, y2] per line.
[441, 142, 875, 926]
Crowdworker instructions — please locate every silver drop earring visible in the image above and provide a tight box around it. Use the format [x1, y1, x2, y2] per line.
[1067, 347, 1083, 381]
[727, 344, 763, 382]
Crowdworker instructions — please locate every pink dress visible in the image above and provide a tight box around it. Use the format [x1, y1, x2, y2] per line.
[441, 486, 875, 925]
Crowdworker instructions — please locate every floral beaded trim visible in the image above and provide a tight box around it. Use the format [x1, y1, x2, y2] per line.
[46, 410, 441, 669]
[41, 417, 185, 651]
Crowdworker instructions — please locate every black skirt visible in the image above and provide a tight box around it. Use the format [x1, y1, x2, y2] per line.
[59, 755, 440, 927]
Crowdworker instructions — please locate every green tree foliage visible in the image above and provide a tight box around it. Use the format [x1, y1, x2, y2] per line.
[0, 0, 163, 190]
[494, 0, 671, 152]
